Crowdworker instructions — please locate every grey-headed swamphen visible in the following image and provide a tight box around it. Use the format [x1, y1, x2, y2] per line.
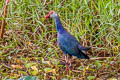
[45, 11, 90, 74]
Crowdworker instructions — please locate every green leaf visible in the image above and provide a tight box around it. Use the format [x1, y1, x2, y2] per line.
[18, 76, 32, 80]
[118, 36, 120, 44]
[24, 75, 32, 80]
[87, 76, 95, 80]
[31, 70, 38, 75]
[17, 76, 37, 80]
[44, 68, 56, 74]
[25, 63, 35, 68]
[95, 61, 102, 69]
[62, 78, 68, 80]
[32, 76, 37, 80]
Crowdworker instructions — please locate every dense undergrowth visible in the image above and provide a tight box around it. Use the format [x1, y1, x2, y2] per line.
[0, 0, 120, 80]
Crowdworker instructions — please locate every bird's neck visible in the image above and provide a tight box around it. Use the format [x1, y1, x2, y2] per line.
[54, 17, 65, 34]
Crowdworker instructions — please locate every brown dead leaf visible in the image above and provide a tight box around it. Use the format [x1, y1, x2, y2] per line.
[31, 66, 39, 75]
[46, 61, 54, 68]
[16, 59, 22, 64]
[11, 65, 23, 69]
[31, 66, 38, 71]
[26, 41, 31, 45]
[9, 73, 20, 78]
[44, 68, 56, 74]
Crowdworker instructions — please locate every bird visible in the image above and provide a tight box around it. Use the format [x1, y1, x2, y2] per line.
[45, 11, 90, 74]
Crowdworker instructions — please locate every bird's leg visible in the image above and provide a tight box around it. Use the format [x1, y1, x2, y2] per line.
[66, 63, 69, 75]
[68, 58, 71, 67]
[63, 54, 69, 75]
[68, 56, 72, 67]
[64, 54, 67, 63]
[68, 56, 73, 71]
[62, 54, 71, 75]
[66, 54, 68, 63]
[65, 55, 70, 75]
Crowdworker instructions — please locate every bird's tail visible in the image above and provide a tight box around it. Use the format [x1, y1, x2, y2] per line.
[78, 45, 91, 51]
[77, 50, 89, 59]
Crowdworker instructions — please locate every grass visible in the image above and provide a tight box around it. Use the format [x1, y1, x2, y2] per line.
[0, 0, 120, 79]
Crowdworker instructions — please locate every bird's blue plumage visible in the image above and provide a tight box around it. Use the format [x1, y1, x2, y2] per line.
[54, 16, 90, 59]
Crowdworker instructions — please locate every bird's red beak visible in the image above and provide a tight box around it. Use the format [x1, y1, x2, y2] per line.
[45, 14, 50, 19]
[45, 11, 54, 19]
[6, 0, 10, 4]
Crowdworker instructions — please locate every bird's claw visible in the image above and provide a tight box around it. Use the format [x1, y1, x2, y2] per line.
[60, 59, 71, 66]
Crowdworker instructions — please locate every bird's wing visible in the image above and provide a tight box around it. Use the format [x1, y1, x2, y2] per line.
[58, 32, 79, 54]
[58, 32, 90, 59]
[65, 32, 90, 51]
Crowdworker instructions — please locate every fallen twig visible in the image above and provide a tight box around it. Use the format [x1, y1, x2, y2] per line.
[90, 57, 112, 60]
[0, 0, 10, 38]
[72, 70, 82, 73]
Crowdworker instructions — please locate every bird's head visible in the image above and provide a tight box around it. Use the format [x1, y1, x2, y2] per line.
[45, 11, 58, 19]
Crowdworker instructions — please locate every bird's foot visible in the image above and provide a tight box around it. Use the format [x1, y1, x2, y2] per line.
[60, 58, 73, 66]
[60, 59, 67, 65]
